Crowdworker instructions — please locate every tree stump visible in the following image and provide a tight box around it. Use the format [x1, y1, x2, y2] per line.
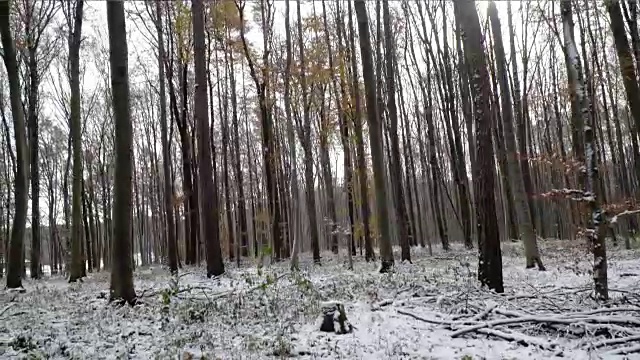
[319, 301, 353, 334]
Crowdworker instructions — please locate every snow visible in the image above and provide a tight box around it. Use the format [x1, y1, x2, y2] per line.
[2, 241, 640, 359]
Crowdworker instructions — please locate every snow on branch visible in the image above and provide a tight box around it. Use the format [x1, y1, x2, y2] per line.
[540, 188, 595, 202]
[610, 209, 640, 225]
[393, 281, 640, 356]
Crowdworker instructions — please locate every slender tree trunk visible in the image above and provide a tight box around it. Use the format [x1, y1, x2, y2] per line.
[489, 2, 544, 270]
[348, 0, 374, 262]
[67, 0, 85, 283]
[1, 0, 29, 288]
[382, 0, 410, 262]
[354, 0, 394, 272]
[285, 0, 301, 270]
[327, 0, 356, 259]
[562, 0, 608, 300]
[155, 1, 178, 274]
[27, 44, 42, 279]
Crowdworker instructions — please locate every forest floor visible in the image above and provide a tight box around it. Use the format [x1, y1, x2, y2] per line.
[2, 240, 640, 359]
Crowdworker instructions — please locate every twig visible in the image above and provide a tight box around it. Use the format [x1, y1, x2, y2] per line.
[0, 303, 16, 318]
[610, 209, 640, 224]
[590, 334, 640, 349]
[452, 313, 640, 338]
[478, 328, 559, 351]
[564, 307, 640, 317]
[470, 305, 496, 322]
[373, 299, 394, 310]
[397, 308, 560, 352]
[143, 285, 218, 298]
[605, 343, 640, 355]
[396, 309, 452, 326]
[452, 316, 580, 338]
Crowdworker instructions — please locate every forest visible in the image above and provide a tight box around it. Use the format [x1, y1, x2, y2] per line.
[1, 0, 640, 358]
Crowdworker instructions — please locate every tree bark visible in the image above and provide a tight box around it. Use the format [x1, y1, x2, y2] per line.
[107, 0, 136, 305]
[488, 2, 544, 270]
[192, 0, 224, 277]
[354, 0, 394, 272]
[562, 0, 608, 301]
[1, 0, 29, 288]
[455, 0, 503, 293]
[155, 1, 178, 274]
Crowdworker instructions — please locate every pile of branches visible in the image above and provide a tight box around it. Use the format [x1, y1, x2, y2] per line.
[387, 284, 640, 356]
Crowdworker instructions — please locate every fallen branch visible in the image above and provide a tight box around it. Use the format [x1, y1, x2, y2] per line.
[590, 334, 640, 349]
[605, 343, 640, 355]
[0, 303, 16, 318]
[396, 309, 452, 326]
[451, 313, 640, 338]
[372, 299, 394, 310]
[470, 305, 496, 322]
[478, 328, 559, 351]
[396, 308, 560, 352]
[144, 272, 292, 301]
[451, 316, 576, 338]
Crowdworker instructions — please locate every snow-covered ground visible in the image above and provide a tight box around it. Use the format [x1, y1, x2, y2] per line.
[2, 240, 640, 359]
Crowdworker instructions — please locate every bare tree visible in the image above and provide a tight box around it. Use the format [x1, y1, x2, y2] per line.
[488, 1, 544, 271]
[455, 0, 503, 293]
[63, 0, 85, 282]
[107, 0, 136, 305]
[15, 0, 59, 279]
[561, 0, 607, 300]
[354, 0, 394, 273]
[1, 0, 29, 289]
[154, 1, 178, 274]
[193, 0, 224, 277]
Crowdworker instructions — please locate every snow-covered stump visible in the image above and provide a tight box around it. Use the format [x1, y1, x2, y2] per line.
[319, 301, 353, 335]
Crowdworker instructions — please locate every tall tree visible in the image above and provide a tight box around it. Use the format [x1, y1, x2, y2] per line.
[192, 0, 224, 277]
[155, 1, 178, 274]
[285, 0, 301, 270]
[18, 0, 58, 279]
[488, 2, 544, 271]
[382, 0, 410, 262]
[296, 0, 321, 263]
[354, 0, 394, 273]
[236, 0, 283, 262]
[1, 0, 29, 289]
[225, 28, 249, 260]
[348, 0, 374, 262]
[562, 0, 607, 300]
[455, 0, 503, 293]
[66, 0, 85, 282]
[107, 0, 136, 305]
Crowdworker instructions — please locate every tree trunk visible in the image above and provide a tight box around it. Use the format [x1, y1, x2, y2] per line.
[192, 0, 224, 277]
[562, 0, 608, 300]
[354, 0, 394, 273]
[382, 0, 410, 262]
[107, 0, 136, 305]
[27, 45, 41, 279]
[455, 0, 504, 293]
[488, 2, 544, 271]
[155, 0, 178, 274]
[0, 0, 29, 288]
[348, 0, 374, 262]
[68, 0, 84, 283]
[607, 0, 640, 186]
